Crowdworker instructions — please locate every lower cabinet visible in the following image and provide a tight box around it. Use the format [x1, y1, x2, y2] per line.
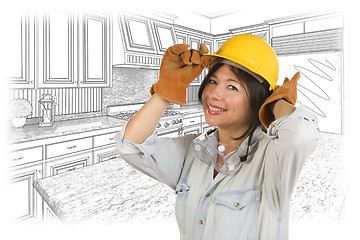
[93, 144, 120, 164]
[182, 125, 201, 135]
[44, 151, 92, 177]
[7, 163, 43, 224]
[8, 126, 121, 225]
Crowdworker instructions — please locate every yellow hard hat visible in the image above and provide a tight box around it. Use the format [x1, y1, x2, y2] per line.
[204, 34, 279, 91]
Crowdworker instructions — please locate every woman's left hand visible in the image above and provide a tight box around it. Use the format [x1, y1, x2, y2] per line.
[259, 72, 300, 128]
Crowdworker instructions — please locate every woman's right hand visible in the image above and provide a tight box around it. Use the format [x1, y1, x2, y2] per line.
[150, 43, 216, 105]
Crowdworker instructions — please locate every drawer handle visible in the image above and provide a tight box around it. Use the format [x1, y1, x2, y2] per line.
[67, 167, 77, 172]
[190, 120, 195, 123]
[12, 156, 24, 161]
[109, 155, 118, 160]
[109, 137, 114, 140]
[66, 145, 77, 149]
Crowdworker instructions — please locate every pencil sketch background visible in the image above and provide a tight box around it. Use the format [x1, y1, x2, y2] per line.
[1, 0, 360, 239]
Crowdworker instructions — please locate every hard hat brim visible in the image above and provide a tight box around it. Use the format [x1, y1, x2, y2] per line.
[204, 54, 266, 87]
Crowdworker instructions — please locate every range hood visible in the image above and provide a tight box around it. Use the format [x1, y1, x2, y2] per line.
[113, 12, 178, 69]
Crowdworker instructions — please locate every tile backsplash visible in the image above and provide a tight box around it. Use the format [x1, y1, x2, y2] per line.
[102, 67, 158, 112]
[6, 87, 102, 119]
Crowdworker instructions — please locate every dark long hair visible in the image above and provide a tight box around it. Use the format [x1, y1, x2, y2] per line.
[198, 63, 272, 141]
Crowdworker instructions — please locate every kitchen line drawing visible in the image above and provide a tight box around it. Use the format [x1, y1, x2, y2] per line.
[4, 8, 350, 239]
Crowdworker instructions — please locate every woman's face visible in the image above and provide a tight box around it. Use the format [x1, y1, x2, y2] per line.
[202, 64, 252, 131]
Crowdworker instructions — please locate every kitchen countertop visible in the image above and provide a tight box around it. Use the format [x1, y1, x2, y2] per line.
[7, 106, 204, 145]
[33, 131, 349, 225]
[33, 158, 176, 224]
[7, 116, 127, 144]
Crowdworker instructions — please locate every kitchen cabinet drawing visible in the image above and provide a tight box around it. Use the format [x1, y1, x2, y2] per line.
[3, 8, 351, 240]
[4, 11, 35, 88]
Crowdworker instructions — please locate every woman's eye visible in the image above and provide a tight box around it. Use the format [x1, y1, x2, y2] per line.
[228, 85, 238, 91]
[208, 79, 217, 84]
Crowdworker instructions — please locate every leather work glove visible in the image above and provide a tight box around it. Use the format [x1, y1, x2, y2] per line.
[259, 72, 300, 128]
[150, 43, 216, 105]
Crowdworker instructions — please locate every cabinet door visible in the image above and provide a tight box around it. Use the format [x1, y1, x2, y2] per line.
[93, 144, 121, 164]
[176, 33, 187, 44]
[45, 151, 92, 177]
[38, 10, 77, 88]
[79, 12, 112, 87]
[7, 163, 43, 224]
[198, 39, 213, 85]
[152, 20, 177, 53]
[5, 12, 34, 88]
[189, 36, 202, 85]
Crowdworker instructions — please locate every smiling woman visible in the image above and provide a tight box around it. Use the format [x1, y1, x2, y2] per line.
[115, 34, 320, 240]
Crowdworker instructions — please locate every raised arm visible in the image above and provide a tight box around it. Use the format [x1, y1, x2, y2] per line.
[259, 72, 320, 215]
[123, 93, 170, 144]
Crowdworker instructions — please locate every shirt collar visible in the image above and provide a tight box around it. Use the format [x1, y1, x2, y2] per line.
[207, 127, 266, 167]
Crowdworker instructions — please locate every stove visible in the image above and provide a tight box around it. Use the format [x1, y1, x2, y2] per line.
[107, 103, 183, 137]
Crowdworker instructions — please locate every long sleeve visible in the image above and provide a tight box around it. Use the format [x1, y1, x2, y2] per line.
[262, 104, 320, 215]
[114, 121, 196, 190]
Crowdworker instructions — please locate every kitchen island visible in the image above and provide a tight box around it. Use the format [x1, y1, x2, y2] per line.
[32, 130, 348, 227]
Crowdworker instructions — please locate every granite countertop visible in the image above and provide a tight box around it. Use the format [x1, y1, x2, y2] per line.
[33, 131, 348, 225]
[8, 116, 127, 144]
[33, 158, 176, 224]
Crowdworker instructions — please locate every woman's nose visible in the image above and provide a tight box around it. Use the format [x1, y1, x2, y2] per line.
[208, 85, 224, 100]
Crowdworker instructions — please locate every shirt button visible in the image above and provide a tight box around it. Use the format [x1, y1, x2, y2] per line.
[199, 220, 203, 225]
[205, 193, 210, 197]
[234, 202, 239, 208]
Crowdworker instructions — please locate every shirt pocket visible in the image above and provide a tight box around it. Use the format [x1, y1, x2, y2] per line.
[213, 187, 259, 240]
[175, 178, 191, 235]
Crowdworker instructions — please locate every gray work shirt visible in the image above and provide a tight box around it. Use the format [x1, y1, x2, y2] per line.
[114, 105, 320, 240]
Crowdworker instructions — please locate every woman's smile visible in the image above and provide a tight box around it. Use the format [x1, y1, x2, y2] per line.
[207, 103, 227, 115]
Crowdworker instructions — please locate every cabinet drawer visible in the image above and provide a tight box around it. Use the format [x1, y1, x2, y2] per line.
[9, 146, 43, 167]
[50, 158, 88, 176]
[46, 137, 92, 159]
[93, 132, 117, 148]
[45, 152, 92, 177]
[183, 116, 201, 127]
[183, 126, 201, 135]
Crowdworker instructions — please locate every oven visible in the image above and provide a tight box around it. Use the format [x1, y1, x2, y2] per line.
[107, 103, 183, 138]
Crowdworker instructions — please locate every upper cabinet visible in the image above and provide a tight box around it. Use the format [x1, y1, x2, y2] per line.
[152, 21, 177, 54]
[116, 13, 177, 69]
[7, 10, 112, 89]
[79, 12, 112, 87]
[120, 13, 157, 54]
[37, 11, 77, 88]
[5, 12, 35, 89]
